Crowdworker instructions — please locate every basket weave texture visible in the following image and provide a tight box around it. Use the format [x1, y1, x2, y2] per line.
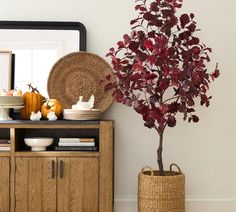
[47, 52, 115, 112]
[138, 164, 185, 212]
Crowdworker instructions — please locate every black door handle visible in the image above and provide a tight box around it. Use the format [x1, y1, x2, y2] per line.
[60, 160, 63, 178]
[51, 160, 55, 178]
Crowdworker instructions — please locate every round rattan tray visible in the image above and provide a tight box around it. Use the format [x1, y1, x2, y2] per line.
[47, 52, 115, 112]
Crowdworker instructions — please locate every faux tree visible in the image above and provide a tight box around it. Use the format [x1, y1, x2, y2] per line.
[105, 0, 219, 176]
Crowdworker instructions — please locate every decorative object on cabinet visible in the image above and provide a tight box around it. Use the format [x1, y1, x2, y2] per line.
[47, 111, 58, 121]
[20, 84, 44, 120]
[72, 95, 95, 110]
[47, 52, 115, 112]
[106, 0, 220, 211]
[0, 96, 23, 105]
[24, 137, 53, 151]
[29, 111, 42, 121]
[0, 96, 24, 120]
[41, 98, 63, 119]
[0, 139, 10, 151]
[0, 120, 113, 212]
[63, 108, 101, 120]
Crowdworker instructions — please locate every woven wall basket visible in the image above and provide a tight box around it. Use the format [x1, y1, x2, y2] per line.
[47, 52, 115, 112]
[138, 164, 185, 212]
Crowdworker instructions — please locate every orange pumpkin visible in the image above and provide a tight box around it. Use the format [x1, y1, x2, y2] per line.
[20, 84, 44, 120]
[41, 99, 63, 119]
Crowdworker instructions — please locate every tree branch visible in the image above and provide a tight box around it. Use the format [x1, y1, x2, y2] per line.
[143, 90, 151, 108]
[163, 95, 180, 103]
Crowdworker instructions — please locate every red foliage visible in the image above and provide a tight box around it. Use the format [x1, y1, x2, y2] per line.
[106, 0, 219, 134]
[105, 0, 219, 173]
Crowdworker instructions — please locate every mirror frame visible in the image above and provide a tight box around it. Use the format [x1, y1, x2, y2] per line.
[0, 20, 87, 51]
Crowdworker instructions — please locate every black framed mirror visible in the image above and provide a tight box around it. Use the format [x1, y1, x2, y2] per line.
[0, 21, 87, 96]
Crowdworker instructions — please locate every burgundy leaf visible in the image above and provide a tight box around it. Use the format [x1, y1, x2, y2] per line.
[143, 12, 156, 22]
[192, 46, 201, 55]
[159, 78, 170, 90]
[211, 65, 220, 81]
[128, 41, 140, 52]
[188, 37, 199, 45]
[192, 115, 199, 122]
[183, 112, 187, 121]
[135, 5, 141, 10]
[121, 59, 129, 64]
[168, 102, 180, 113]
[187, 23, 196, 32]
[147, 55, 157, 64]
[137, 31, 145, 41]
[115, 90, 124, 103]
[148, 109, 160, 119]
[130, 19, 137, 25]
[190, 13, 194, 19]
[139, 7, 147, 12]
[162, 9, 173, 18]
[117, 41, 125, 48]
[144, 120, 155, 128]
[160, 104, 169, 114]
[186, 107, 195, 112]
[144, 39, 154, 50]
[150, 2, 159, 12]
[123, 34, 130, 44]
[132, 61, 144, 71]
[148, 31, 156, 38]
[167, 116, 176, 127]
[180, 14, 190, 28]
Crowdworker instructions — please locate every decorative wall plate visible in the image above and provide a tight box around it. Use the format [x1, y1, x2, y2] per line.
[47, 52, 115, 112]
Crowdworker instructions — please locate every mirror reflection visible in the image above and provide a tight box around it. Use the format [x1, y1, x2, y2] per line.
[0, 21, 86, 97]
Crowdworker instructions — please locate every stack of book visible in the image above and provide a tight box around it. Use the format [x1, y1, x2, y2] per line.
[55, 138, 97, 151]
[0, 139, 10, 151]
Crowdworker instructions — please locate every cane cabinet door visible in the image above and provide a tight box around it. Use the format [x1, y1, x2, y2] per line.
[57, 157, 99, 212]
[15, 157, 57, 212]
[0, 157, 10, 212]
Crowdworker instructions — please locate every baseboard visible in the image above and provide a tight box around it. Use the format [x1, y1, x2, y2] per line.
[114, 196, 137, 212]
[114, 196, 236, 212]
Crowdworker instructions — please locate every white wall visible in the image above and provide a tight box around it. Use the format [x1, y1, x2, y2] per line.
[0, 0, 235, 211]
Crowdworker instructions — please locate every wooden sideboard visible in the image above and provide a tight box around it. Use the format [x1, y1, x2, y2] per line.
[0, 120, 114, 212]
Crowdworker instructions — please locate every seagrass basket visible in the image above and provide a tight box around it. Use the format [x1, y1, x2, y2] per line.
[47, 52, 115, 111]
[138, 163, 185, 212]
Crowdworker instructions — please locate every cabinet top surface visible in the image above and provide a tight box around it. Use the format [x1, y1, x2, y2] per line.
[0, 120, 113, 128]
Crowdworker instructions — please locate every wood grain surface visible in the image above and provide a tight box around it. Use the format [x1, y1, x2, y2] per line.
[0, 157, 10, 212]
[15, 157, 56, 212]
[99, 121, 114, 212]
[57, 157, 99, 212]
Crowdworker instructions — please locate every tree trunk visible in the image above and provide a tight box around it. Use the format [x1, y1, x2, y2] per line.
[157, 133, 164, 176]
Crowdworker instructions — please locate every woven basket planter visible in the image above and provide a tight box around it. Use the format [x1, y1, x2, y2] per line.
[138, 164, 185, 212]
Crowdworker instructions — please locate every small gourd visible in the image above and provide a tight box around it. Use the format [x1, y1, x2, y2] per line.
[20, 84, 44, 120]
[41, 99, 63, 119]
